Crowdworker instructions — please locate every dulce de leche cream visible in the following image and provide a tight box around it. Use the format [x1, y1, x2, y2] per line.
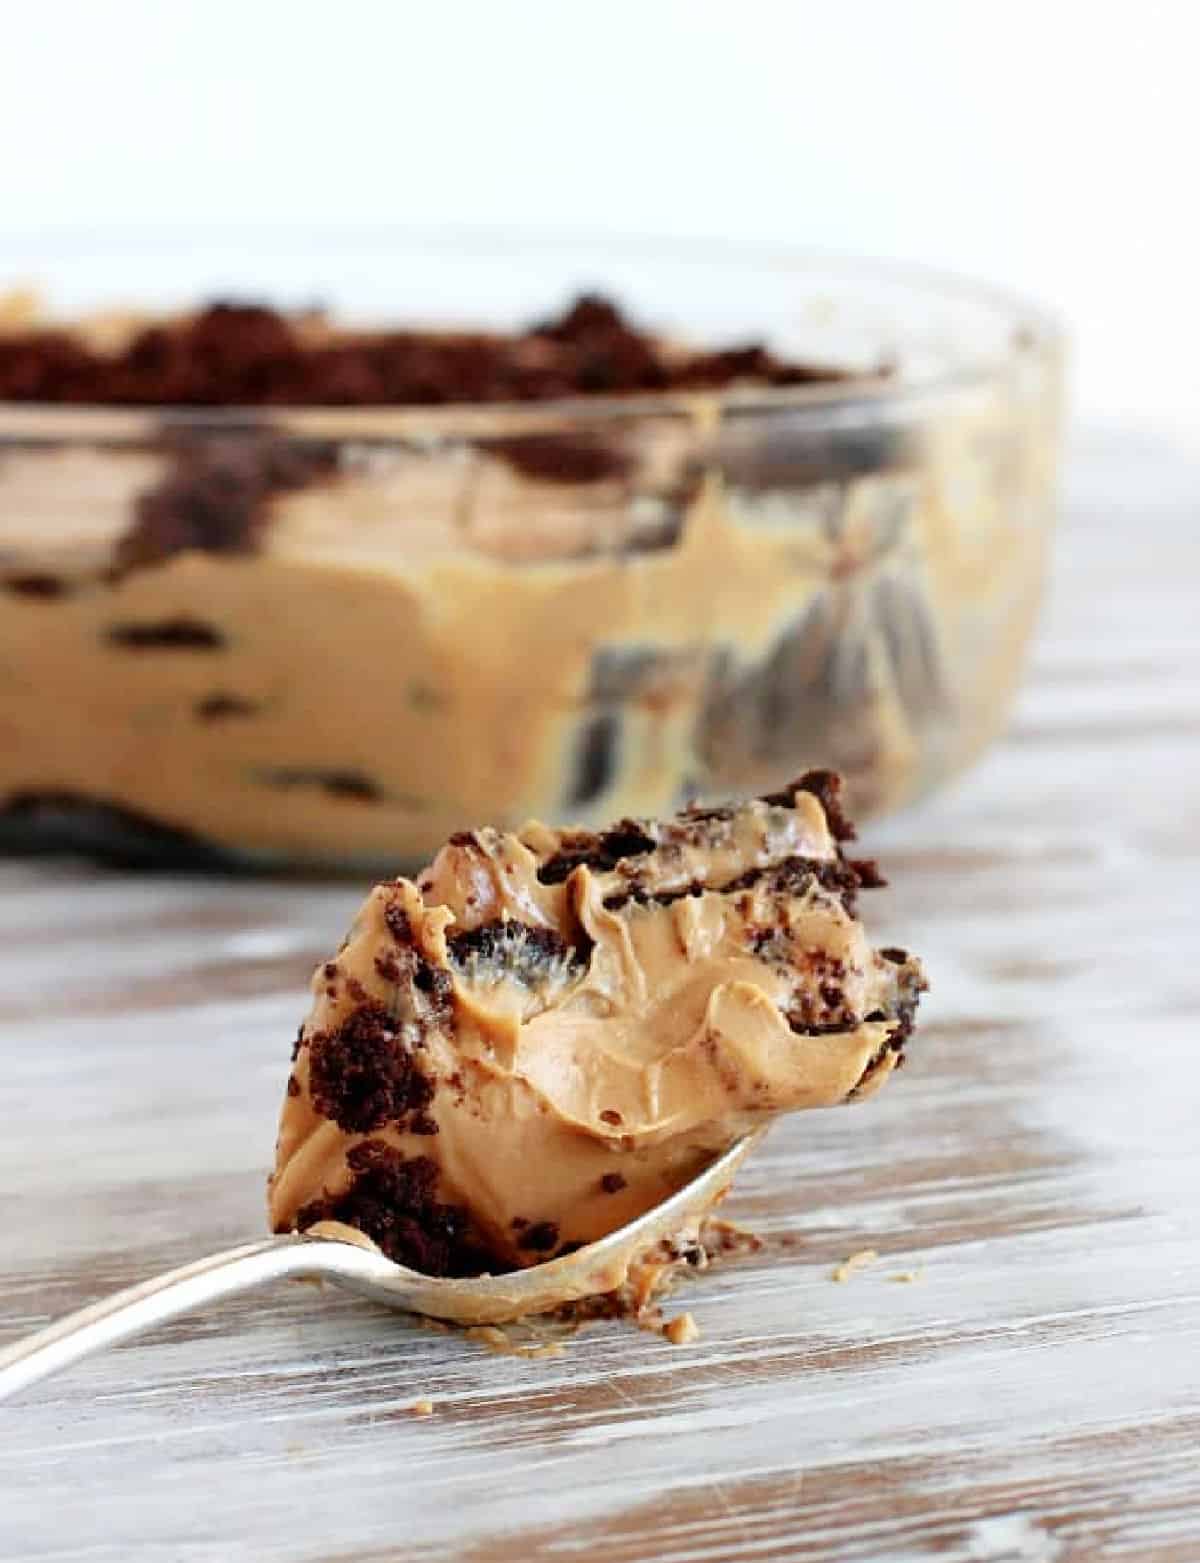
[269, 772, 927, 1284]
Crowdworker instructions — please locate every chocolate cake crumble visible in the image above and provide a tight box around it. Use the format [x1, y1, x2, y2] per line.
[307, 1002, 435, 1135]
[0, 294, 850, 408]
[294, 1140, 491, 1277]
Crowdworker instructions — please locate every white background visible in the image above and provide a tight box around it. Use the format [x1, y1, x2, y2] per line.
[0, 0, 1195, 434]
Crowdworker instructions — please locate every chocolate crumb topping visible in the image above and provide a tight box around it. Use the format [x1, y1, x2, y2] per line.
[0, 294, 850, 408]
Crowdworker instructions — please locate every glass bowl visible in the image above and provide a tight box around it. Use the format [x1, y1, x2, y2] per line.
[0, 232, 1064, 870]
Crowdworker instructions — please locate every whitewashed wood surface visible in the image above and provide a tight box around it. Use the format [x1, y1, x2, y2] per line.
[1, 429, 1198, 1563]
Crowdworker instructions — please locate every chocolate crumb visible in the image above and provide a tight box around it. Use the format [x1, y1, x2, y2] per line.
[286, 1074, 301, 1097]
[447, 920, 582, 986]
[106, 617, 225, 650]
[760, 770, 856, 841]
[517, 1220, 561, 1254]
[850, 857, 886, 890]
[482, 431, 633, 485]
[383, 900, 412, 945]
[599, 1109, 623, 1126]
[599, 1172, 627, 1194]
[537, 822, 657, 885]
[307, 1002, 435, 1134]
[296, 1139, 495, 1276]
[567, 711, 621, 809]
[195, 692, 259, 721]
[4, 573, 68, 598]
[116, 430, 339, 574]
[721, 852, 879, 920]
[0, 295, 850, 408]
[375, 950, 402, 983]
[413, 961, 453, 1011]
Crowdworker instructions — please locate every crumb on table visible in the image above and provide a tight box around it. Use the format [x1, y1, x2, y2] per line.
[410, 1398, 435, 1417]
[831, 1248, 879, 1283]
[465, 1324, 566, 1359]
[664, 1311, 701, 1345]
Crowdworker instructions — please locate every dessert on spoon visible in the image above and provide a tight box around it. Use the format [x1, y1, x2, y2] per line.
[0, 771, 925, 1399]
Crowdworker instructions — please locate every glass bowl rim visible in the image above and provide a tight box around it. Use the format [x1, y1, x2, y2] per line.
[0, 225, 1064, 440]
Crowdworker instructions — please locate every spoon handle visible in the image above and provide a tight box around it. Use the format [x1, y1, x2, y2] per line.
[0, 1235, 387, 1402]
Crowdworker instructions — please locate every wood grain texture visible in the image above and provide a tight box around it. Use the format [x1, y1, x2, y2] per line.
[2, 428, 1198, 1563]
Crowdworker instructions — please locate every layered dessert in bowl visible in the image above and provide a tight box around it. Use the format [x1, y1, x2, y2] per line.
[0, 240, 1063, 869]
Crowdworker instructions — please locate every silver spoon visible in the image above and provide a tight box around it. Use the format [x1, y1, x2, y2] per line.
[0, 1130, 762, 1402]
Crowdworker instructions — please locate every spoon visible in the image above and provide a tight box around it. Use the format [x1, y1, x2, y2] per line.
[0, 1130, 762, 1402]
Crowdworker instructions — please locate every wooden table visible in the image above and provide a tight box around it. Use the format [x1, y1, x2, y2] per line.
[2, 430, 1198, 1562]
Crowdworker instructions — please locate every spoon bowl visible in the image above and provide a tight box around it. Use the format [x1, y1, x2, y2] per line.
[0, 1129, 763, 1402]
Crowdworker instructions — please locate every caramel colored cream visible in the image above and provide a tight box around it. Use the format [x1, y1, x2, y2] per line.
[269, 774, 926, 1279]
